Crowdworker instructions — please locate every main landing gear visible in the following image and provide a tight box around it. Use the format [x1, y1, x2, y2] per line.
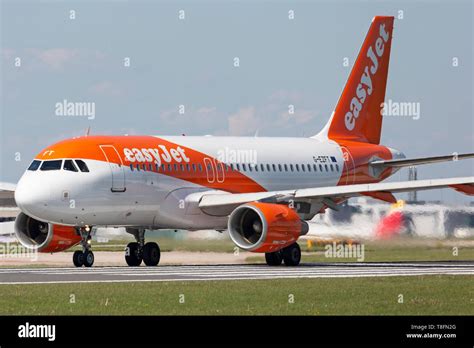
[125, 228, 161, 266]
[265, 243, 301, 267]
[73, 226, 95, 267]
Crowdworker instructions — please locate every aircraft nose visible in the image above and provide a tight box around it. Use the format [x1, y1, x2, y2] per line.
[15, 174, 49, 219]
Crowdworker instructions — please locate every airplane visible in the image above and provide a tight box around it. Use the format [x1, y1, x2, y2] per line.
[0, 16, 473, 267]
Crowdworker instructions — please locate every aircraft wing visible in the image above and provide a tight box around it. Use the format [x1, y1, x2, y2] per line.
[370, 153, 474, 169]
[199, 177, 474, 214]
[0, 182, 16, 200]
[293, 176, 474, 199]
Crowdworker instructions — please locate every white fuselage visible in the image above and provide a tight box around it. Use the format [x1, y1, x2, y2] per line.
[15, 135, 387, 230]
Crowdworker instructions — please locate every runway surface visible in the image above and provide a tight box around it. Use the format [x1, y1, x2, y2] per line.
[0, 262, 473, 284]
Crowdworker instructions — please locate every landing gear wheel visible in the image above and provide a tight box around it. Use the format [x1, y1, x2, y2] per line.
[125, 242, 142, 266]
[83, 250, 95, 267]
[143, 242, 161, 266]
[73, 250, 84, 267]
[265, 251, 283, 266]
[282, 243, 301, 266]
[74, 226, 94, 267]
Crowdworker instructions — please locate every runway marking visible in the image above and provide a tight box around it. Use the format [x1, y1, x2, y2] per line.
[0, 261, 472, 273]
[2, 267, 472, 277]
[0, 262, 472, 284]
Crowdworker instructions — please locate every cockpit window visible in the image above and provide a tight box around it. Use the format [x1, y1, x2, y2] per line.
[63, 160, 78, 172]
[27, 160, 41, 171]
[40, 160, 63, 171]
[75, 160, 89, 172]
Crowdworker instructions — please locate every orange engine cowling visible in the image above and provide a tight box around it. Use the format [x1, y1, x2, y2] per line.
[228, 202, 308, 253]
[14, 212, 82, 253]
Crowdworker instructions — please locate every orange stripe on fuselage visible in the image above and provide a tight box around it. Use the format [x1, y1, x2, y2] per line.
[35, 135, 266, 193]
[335, 140, 393, 186]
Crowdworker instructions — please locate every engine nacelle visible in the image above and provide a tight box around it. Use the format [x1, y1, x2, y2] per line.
[228, 202, 308, 253]
[14, 212, 82, 253]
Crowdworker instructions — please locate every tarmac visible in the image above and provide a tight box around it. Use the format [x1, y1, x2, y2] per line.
[0, 261, 472, 284]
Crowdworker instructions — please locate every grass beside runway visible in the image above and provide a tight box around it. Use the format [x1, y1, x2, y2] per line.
[0, 275, 472, 315]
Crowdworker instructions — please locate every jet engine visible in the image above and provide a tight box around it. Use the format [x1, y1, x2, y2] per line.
[14, 212, 82, 252]
[228, 202, 308, 253]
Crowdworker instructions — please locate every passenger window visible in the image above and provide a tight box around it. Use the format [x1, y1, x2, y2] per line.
[242, 163, 247, 171]
[266, 164, 271, 172]
[168, 164, 172, 171]
[40, 160, 62, 171]
[155, 163, 159, 171]
[313, 164, 317, 172]
[307, 164, 311, 172]
[290, 164, 294, 172]
[335, 164, 339, 171]
[248, 164, 252, 172]
[130, 164, 134, 171]
[174, 164, 178, 171]
[325, 164, 328, 171]
[149, 164, 153, 171]
[296, 164, 300, 171]
[273, 164, 277, 172]
[319, 164, 323, 172]
[75, 160, 90, 172]
[301, 164, 305, 172]
[277, 164, 281, 172]
[63, 160, 78, 172]
[198, 163, 203, 172]
[330, 164, 334, 172]
[284, 164, 288, 171]
[142, 164, 147, 171]
[136, 164, 140, 171]
[27, 160, 41, 171]
[180, 164, 184, 171]
[236, 164, 240, 171]
[192, 164, 196, 172]
[260, 164, 264, 172]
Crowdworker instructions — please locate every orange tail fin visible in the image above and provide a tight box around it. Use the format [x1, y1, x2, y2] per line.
[326, 16, 394, 144]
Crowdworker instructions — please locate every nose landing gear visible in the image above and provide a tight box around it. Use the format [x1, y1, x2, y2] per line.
[73, 226, 94, 267]
[125, 228, 161, 267]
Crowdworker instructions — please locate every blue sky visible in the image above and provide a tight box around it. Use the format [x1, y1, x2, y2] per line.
[1, 0, 472, 204]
